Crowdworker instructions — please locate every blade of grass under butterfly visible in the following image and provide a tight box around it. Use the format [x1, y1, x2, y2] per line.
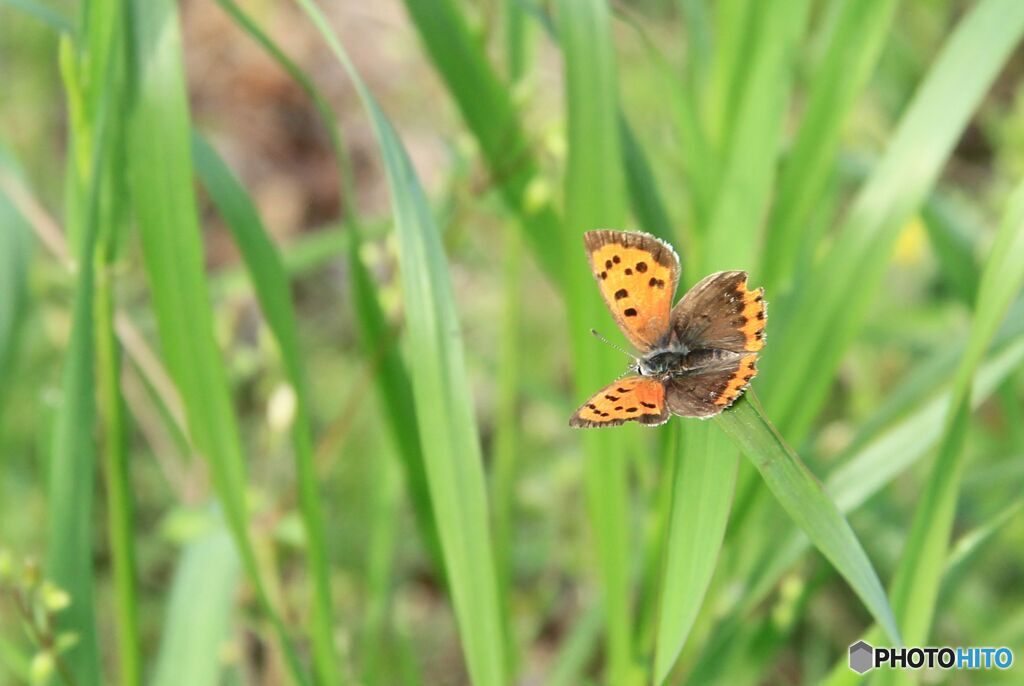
[727, 209, 1009, 605]
[190, 132, 342, 685]
[400, 0, 561, 280]
[152, 514, 240, 686]
[652, 422, 738, 685]
[761, 0, 898, 292]
[716, 489, 1018, 686]
[877, 182, 1024, 685]
[555, 0, 635, 682]
[714, 392, 902, 645]
[760, 0, 1024, 444]
[822, 504, 1024, 686]
[711, 483, 1019, 686]
[728, 325, 1024, 622]
[699, 0, 809, 272]
[292, 3, 508, 684]
[126, 0, 307, 681]
[693, 329, 1024, 684]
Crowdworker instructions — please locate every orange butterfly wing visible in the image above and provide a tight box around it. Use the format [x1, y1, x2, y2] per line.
[569, 376, 669, 428]
[584, 230, 680, 352]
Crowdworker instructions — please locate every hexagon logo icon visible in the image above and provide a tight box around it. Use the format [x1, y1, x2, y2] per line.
[849, 640, 874, 674]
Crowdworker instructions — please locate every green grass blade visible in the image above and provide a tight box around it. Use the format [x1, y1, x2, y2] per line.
[95, 271, 141, 686]
[152, 513, 241, 686]
[42, 25, 120, 680]
[496, 8, 533, 671]
[546, 603, 603, 686]
[209, 0, 442, 580]
[699, 0, 809, 272]
[619, 114, 674, 243]
[761, 0, 1024, 443]
[940, 498, 1024, 600]
[504, 0, 533, 80]
[0, 636, 29, 683]
[0, 171, 32, 407]
[697, 319, 1024, 681]
[653, 422, 738, 684]
[492, 224, 523, 674]
[344, 232, 445, 578]
[923, 196, 981, 305]
[879, 180, 1024, 672]
[88, 4, 142, 681]
[678, 0, 711, 94]
[555, 0, 634, 682]
[126, 0, 308, 680]
[45, 127, 103, 686]
[714, 392, 902, 645]
[401, 0, 562, 280]
[722, 324, 1024, 624]
[360, 450, 402, 685]
[292, 3, 507, 683]
[823, 498, 1024, 686]
[704, 0, 753, 150]
[762, 0, 898, 291]
[190, 132, 342, 685]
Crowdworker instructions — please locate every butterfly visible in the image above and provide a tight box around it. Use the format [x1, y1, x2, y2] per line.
[570, 230, 766, 428]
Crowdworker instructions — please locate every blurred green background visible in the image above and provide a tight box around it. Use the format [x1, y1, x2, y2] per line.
[2, 0, 1024, 684]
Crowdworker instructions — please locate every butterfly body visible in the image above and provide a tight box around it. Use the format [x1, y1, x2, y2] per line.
[636, 347, 739, 378]
[570, 230, 766, 428]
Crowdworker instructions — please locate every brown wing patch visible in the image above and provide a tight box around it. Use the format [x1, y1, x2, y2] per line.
[670, 271, 767, 353]
[584, 230, 680, 352]
[665, 352, 757, 418]
[570, 376, 669, 428]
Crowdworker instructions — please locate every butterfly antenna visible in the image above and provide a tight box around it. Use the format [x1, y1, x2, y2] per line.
[590, 329, 639, 362]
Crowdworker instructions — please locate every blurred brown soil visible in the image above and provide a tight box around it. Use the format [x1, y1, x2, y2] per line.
[181, 0, 450, 267]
